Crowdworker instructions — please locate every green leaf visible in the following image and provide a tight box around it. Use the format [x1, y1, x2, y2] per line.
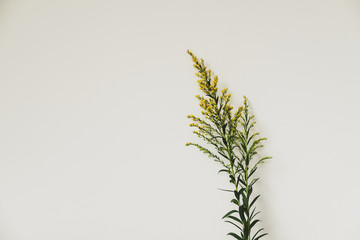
[222, 137, 227, 145]
[224, 220, 242, 231]
[218, 169, 230, 174]
[222, 210, 238, 219]
[251, 212, 261, 221]
[231, 198, 239, 205]
[253, 233, 268, 240]
[239, 188, 245, 196]
[222, 123, 227, 133]
[229, 175, 236, 184]
[250, 195, 260, 209]
[238, 205, 246, 223]
[252, 228, 264, 240]
[227, 232, 242, 240]
[238, 163, 246, 172]
[240, 142, 247, 152]
[248, 167, 257, 178]
[241, 191, 248, 207]
[250, 219, 260, 229]
[218, 151, 229, 159]
[247, 132, 260, 144]
[234, 190, 240, 200]
[248, 186, 253, 198]
[250, 207, 260, 220]
[238, 178, 246, 187]
[251, 157, 271, 173]
[243, 222, 249, 238]
[249, 178, 259, 188]
[218, 103, 223, 113]
[227, 215, 242, 224]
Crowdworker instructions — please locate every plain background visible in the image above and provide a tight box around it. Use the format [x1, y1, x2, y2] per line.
[1, 0, 360, 239]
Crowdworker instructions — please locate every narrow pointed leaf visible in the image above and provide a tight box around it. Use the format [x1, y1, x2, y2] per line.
[250, 210, 261, 220]
[231, 198, 239, 205]
[248, 186, 253, 198]
[249, 167, 257, 178]
[241, 192, 248, 206]
[218, 151, 229, 159]
[254, 233, 268, 240]
[222, 210, 238, 219]
[238, 206, 246, 223]
[250, 195, 260, 209]
[249, 178, 259, 187]
[250, 219, 261, 229]
[218, 169, 230, 174]
[238, 178, 246, 187]
[227, 215, 242, 224]
[224, 220, 243, 231]
[234, 190, 240, 200]
[227, 232, 242, 240]
[252, 228, 264, 240]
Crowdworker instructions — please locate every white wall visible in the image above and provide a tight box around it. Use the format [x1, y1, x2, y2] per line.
[1, 0, 360, 239]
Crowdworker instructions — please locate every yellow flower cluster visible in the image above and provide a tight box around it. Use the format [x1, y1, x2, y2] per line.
[221, 88, 231, 103]
[224, 105, 233, 112]
[187, 50, 244, 133]
[243, 96, 249, 112]
[187, 50, 200, 69]
[219, 87, 236, 121]
[195, 95, 220, 121]
[187, 114, 197, 120]
[232, 106, 244, 123]
[187, 49, 218, 97]
[197, 77, 218, 95]
[189, 123, 199, 128]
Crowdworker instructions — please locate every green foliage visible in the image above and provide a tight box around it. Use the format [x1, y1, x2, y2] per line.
[186, 50, 271, 240]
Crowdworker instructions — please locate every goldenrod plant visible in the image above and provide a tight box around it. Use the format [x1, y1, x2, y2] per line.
[186, 50, 271, 240]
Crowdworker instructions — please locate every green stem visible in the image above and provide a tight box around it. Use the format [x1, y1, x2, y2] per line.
[243, 105, 252, 240]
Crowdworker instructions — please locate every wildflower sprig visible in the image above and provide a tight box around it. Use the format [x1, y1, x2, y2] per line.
[186, 50, 271, 240]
